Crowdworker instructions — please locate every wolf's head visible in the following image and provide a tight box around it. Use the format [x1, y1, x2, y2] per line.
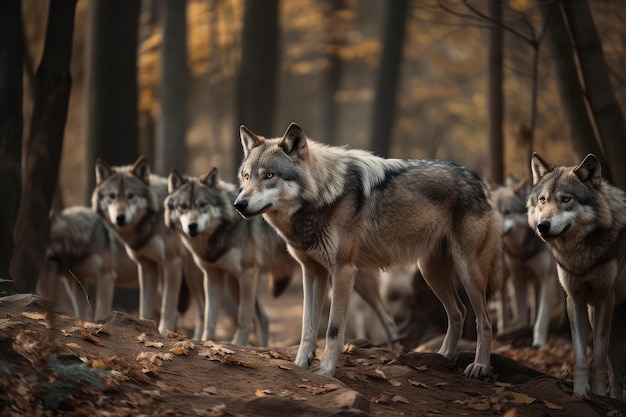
[527, 153, 602, 242]
[491, 176, 532, 248]
[92, 156, 154, 229]
[165, 168, 234, 238]
[233, 123, 306, 219]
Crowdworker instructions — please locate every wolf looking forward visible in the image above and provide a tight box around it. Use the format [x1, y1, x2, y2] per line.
[92, 156, 186, 336]
[233, 123, 503, 378]
[528, 153, 626, 399]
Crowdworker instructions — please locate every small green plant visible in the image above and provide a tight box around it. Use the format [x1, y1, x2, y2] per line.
[0, 278, 16, 297]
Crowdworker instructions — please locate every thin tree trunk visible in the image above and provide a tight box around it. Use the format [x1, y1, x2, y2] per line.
[370, 0, 408, 158]
[323, 0, 345, 145]
[0, 0, 23, 281]
[487, 0, 504, 184]
[536, 0, 609, 179]
[11, 0, 77, 293]
[563, 0, 626, 188]
[235, 0, 279, 177]
[155, 0, 188, 176]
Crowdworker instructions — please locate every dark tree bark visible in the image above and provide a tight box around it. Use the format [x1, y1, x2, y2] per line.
[10, 0, 77, 293]
[323, 0, 346, 145]
[487, 0, 504, 185]
[0, 0, 23, 281]
[155, 0, 188, 176]
[536, 0, 609, 180]
[85, 0, 141, 201]
[234, 0, 279, 176]
[563, 0, 626, 189]
[370, 0, 408, 158]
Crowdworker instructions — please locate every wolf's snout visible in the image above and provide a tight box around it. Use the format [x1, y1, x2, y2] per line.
[188, 222, 198, 237]
[116, 213, 126, 226]
[234, 199, 248, 212]
[536, 220, 551, 235]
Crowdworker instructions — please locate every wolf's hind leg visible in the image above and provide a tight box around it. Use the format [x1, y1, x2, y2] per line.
[419, 254, 465, 360]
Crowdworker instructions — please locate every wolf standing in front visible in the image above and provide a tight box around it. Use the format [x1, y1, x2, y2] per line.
[234, 123, 503, 378]
[528, 153, 626, 399]
[92, 156, 185, 336]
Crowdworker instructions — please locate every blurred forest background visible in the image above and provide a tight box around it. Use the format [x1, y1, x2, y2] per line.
[2, 0, 626, 291]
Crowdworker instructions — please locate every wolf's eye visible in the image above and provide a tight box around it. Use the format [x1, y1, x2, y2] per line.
[539, 196, 546, 204]
[197, 201, 207, 209]
[127, 192, 135, 199]
[562, 196, 571, 203]
[265, 172, 274, 180]
[108, 193, 116, 200]
[179, 203, 189, 211]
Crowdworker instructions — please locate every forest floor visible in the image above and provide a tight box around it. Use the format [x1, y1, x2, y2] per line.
[1, 283, 626, 417]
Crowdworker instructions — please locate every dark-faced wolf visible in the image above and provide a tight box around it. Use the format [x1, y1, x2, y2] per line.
[234, 123, 503, 378]
[528, 153, 626, 399]
[92, 156, 186, 336]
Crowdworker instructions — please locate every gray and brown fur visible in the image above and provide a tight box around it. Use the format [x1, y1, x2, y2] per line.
[234, 123, 503, 378]
[164, 167, 297, 346]
[92, 156, 186, 336]
[491, 177, 557, 347]
[528, 153, 626, 399]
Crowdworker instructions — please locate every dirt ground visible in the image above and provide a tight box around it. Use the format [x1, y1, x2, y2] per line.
[1, 281, 626, 417]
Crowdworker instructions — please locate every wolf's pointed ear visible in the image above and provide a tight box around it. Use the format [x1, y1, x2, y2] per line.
[168, 169, 186, 194]
[531, 153, 554, 186]
[278, 123, 307, 160]
[131, 156, 151, 184]
[95, 158, 115, 185]
[573, 154, 602, 189]
[199, 167, 219, 188]
[240, 125, 263, 159]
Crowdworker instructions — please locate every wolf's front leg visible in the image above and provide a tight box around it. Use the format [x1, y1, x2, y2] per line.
[317, 265, 357, 376]
[202, 267, 224, 341]
[158, 256, 183, 335]
[232, 269, 259, 346]
[295, 262, 329, 370]
[137, 260, 159, 321]
[590, 295, 614, 397]
[567, 293, 591, 397]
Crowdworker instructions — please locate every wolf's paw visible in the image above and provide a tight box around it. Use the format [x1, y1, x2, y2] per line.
[463, 362, 489, 379]
[295, 350, 315, 370]
[311, 360, 336, 377]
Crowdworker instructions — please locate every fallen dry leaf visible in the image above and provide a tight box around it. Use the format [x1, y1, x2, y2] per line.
[66, 342, 81, 350]
[391, 395, 409, 404]
[255, 389, 273, 397]
[170, 347, 188, 356]
[506, 391, 536, 405]
[343, 343, 357, 354]
[366, 367, 388, 381]
[297, 383, 341, 395]
[372, 393, 391, 404]
[542, 399, 563, 410]
[81, 330, 104, 347]
[21, 312, 45, 321]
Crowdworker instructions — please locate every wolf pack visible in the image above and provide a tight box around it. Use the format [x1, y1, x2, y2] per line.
[40, 123, 626, 400]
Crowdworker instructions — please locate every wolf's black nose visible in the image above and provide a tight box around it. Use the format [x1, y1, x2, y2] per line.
[234, 199, 248, 212]
[188, 222, 198, 236]
[116, 213, 126, 226]
[537, 220, 551, 235]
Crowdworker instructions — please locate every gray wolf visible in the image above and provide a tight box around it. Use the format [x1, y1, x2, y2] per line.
[164, 167, 296, 346]
[92, 156, 186, 336]
[491, 177, 557, 347]
[528, 153, 626, 399]
[40, 206, 123, 320]
[233, 123, 503, 378]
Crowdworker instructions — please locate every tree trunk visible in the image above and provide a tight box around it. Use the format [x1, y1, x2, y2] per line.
[563, 0, 626, 188]
[234, 0, 279, 176]
[85, 0, 141, 201]
[11, 0, 77, 293]
[536, 0, 609, 179]
[0, 0, 23, 281]
[487, 0, 504, 185]
[370, 0, 408, 158]
[155, 0, 188, 176]
[323, 0, 345, 145]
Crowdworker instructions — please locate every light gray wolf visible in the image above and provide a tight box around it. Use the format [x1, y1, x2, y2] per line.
[491, 177, 557, 347]
[92, 156, 186, 336]
[528, 153, 626, 399]
[233, 123, 503, 378]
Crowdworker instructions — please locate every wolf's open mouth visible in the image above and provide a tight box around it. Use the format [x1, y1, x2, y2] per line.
[540, 224, 570, 241]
